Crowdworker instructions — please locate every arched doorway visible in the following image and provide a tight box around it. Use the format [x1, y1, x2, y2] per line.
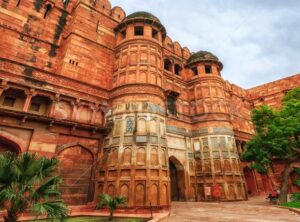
[0, 136, 20, 154]
[244, 166, 257, 196]
[169, 156, 185, 201]
[58, 145, 94, 205]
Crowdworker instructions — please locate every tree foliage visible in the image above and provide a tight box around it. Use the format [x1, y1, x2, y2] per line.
[241, 87, 300, 202]
[96, 194, 126, 221]
[0, 152, 68, 222]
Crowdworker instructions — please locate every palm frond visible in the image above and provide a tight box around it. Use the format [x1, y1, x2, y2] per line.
[0, 152, 16, 190]
[39, 157, 59, 179]
[15, 153, 41, 183]
[31, 200, 68, 221]
[115, 196, 126, 205]
[31, 176, 62, 201]
[96, 194, 112, 208]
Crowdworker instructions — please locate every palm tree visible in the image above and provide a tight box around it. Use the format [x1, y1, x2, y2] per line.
[0, 152, 68, 222]
[97, 194, 126, 221]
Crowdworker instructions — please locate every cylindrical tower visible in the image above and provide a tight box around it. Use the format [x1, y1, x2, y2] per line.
[98, 12, 170, 208]
[186, 51, 247, 201]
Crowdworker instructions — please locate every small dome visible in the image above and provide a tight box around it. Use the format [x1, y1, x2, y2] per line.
[187, 51, 222, 67]
[125, 11, 161, 23]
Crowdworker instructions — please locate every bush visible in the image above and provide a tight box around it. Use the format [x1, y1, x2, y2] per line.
[291, 193, 300, 202]
[281, 202, 300, 208]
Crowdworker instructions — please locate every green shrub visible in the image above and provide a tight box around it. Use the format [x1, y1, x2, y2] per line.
[281, 202, 300, 208]
[291, 192, 300, 202]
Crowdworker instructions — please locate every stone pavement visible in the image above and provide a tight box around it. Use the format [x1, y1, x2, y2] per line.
[163, 197, 300, 222]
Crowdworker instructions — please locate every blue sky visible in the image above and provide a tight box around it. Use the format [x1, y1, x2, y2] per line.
[110, 0, 300, 89]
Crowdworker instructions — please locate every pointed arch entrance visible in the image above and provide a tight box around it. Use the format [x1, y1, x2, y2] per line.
[169, 156, 186, 201]
[0, 136, 21, 154]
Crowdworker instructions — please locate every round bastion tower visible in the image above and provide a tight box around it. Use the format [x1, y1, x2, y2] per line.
[98, 12, 170, 208]
[186, 51, 247, 201]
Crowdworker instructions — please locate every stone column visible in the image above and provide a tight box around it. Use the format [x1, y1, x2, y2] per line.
[0, 79, 8, 97]
[71, 99, 80, 121]
[0, 88, 4, 97]
[49, 94, 60, 117]
[23, 89, 35, 112]
[90, 104, 97, 124]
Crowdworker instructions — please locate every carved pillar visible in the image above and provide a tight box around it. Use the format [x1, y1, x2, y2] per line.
[0, 79, 8, 97]
[0, 88, 4, 97]
[49, 94, 60, 117]
[90, 104, 97, 124]
[71, 99, 80, 121]
[23, 89, 35, 112]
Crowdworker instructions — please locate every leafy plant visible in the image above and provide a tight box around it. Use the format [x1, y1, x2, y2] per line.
[0, 152, 68, 222]
[96, 194, 126, 221]
[290, 192, 300, 202]
[241, 87, 300, 203]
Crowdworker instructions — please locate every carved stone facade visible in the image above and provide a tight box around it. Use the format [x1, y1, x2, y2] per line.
[0, 0, 299, 208]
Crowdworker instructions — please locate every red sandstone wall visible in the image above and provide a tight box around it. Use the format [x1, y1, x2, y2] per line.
[0, 0, 299, 206]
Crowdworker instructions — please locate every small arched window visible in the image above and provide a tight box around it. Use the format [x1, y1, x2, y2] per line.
[134, 26, 144, 36]
[164, 59, 172, 72]
[205, 65, 212, 74]
[192, 67, 198, 76]
[44, 4, 52, 19]
[174, 64, 182, 75]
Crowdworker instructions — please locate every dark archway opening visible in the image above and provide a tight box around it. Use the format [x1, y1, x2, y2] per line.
[169, 156, 185, 201]
[0, 137, 20, 154]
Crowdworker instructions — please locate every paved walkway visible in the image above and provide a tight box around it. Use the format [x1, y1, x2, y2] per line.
[164, 197, 300, 222]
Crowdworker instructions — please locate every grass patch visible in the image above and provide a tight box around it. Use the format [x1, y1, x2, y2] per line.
[25, 216, 146, 222]
[281, 202, 300, 209]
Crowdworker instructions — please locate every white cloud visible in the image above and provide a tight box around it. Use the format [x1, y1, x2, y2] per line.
[110, 0, 300, 88]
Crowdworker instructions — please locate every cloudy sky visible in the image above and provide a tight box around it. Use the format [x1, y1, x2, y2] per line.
[110, 0, 300, 89]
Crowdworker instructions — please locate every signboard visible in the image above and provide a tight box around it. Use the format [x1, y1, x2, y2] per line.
[205, 186, 211, 196]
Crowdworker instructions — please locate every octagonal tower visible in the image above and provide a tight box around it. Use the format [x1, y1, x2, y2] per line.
[99, 12, 170, 208]
[186, 51, 247, 201]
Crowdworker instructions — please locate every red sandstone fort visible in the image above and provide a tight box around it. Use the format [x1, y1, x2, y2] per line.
[0, 0, 299, 208]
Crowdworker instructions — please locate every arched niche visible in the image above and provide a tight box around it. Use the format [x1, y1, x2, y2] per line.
[120, 184, 129, 201]
[149, 119, 157, 134]
[108, 148, 118, 166]
[57, 145, 94, 205]
[151, 148, 159, 166]
[136, 147, 146, 165]
[137, 118, 147, 134]
[150, 183, 159, 206]
[161, 184, 168, 205]
[107, 184, 115, 197]
[122, 148, 132, 165]
[135, 183, 146, 206]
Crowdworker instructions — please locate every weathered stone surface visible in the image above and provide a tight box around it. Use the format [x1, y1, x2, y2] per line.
[0, 0, 299, 208]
